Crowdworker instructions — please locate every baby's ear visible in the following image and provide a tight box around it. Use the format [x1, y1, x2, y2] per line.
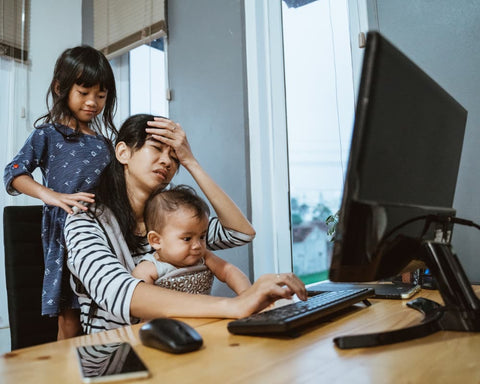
[147, 230, 162, 250]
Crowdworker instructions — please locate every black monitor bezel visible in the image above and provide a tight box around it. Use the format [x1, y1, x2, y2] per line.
[329, 31, 466, 283]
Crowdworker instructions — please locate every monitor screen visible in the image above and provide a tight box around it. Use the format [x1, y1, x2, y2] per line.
[329, 31, 467, 283]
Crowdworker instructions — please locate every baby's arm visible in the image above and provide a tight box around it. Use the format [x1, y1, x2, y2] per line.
[204, 251, 252, 294]
[132, 261, 159, 285]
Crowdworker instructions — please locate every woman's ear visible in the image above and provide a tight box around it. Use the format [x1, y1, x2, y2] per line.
[147, 230, 162, 251]
[115, 141, 131, 165]
[54, 80, 60, 95]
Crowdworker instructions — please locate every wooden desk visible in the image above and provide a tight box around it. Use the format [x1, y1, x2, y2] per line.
[2, 288, 480, 384]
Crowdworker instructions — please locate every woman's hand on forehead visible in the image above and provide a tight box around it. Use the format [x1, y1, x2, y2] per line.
[148, 117, 177, 130]
[145, 117, 195, 166]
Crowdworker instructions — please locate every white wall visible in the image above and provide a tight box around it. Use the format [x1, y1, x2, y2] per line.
[28, 1, 83, 138]
[4, 0, 83, 207]
[0, 0, 82, 352]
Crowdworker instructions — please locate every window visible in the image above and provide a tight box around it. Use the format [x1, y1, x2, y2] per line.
[0, 0, 30, 61]
[109, 37, 168, 125]
[282, 0, 354, 284]
[129, 38, 168, 117]
[245, 0, 367, 282]
[92, 0, 168, 122]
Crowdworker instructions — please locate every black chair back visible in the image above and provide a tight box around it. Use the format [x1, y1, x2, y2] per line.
[3, 205, 58, 350]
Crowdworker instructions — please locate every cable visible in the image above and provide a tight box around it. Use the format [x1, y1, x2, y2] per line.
[379, 214, 431, 244]
[450, 217, 480, 230]
[378, 214, 480, 251]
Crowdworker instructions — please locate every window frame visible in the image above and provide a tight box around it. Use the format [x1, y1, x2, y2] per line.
[245, 0, 292, 278]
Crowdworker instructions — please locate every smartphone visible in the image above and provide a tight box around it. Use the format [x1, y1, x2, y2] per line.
[76, 342, 150, 383]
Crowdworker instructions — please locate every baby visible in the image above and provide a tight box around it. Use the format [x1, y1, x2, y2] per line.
[132, 185, 252, 295]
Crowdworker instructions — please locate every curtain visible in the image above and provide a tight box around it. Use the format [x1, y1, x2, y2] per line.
[93, 0, 167, 59]
[0, 0, 30, 61]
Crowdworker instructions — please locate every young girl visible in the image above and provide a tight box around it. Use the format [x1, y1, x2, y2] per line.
[3, 45, 117, 339]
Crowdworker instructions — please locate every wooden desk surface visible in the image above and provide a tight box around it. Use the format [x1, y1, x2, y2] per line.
[2, 288, 480, 384]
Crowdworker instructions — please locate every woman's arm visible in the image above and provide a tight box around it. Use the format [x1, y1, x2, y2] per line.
[204, 251, 251, 294]
[146, 117, 255, 236]
[65, 210, 142, 324]
[130, 272, 307, 320]
[66, 209, 306, 323]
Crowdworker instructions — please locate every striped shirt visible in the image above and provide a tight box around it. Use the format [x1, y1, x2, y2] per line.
[65, 205, 254, 333]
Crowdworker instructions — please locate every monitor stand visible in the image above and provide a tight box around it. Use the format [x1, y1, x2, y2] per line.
[334, 240, 480, 349]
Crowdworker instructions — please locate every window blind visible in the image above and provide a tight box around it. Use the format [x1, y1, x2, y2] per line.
[93, 0, 167, 59]
[0, 0, 30, 61]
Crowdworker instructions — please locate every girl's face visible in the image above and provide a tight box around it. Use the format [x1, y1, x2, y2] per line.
[67, 83, 107, 131]
[119, 137, 179, 197]
[152, 207, 208, 268]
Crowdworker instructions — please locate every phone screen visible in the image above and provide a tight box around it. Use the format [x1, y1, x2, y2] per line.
[76, 342, 150, 383]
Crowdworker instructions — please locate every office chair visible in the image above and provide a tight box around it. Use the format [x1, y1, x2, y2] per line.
[3, 205, 58, 350]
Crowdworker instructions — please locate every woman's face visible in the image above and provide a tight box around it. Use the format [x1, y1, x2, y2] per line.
[119, 137, 179, 196]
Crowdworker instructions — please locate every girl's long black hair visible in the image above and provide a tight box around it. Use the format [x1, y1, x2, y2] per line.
[34, 45, 118, 141]
[95, 114, 156, 251]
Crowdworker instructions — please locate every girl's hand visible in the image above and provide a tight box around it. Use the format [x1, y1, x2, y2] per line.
[145, 117, 196, 166]
[231, 273, 308, 318]
[38, 189, 95, 214]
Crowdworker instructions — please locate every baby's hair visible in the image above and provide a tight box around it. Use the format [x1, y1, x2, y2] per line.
[144, 185, 210, 233]
[35, 45, 118, 140]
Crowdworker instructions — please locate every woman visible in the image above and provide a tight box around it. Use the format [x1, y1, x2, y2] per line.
[65, 114, 307, 333]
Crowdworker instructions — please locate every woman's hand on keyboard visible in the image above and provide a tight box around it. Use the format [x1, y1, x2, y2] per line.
[231, 273, 307, 318]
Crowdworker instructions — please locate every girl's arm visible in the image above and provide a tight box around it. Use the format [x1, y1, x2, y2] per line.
[146, 118, 255, 236]
[203, 251, 251, 294]
[12, 175, 94, 214]
[4, 128, 94, 214]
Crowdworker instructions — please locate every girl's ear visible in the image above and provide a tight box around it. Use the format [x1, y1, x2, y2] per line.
[147, 230, 162, 251]
[115, 141, 131, 165]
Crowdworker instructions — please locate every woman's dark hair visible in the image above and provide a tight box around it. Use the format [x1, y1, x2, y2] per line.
[95, 114, 179, 250]
[34, 45, 118, 141]
[144, 185, 210, 233]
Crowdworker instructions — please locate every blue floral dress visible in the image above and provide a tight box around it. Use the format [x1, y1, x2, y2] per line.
[4, 124, 112, 316]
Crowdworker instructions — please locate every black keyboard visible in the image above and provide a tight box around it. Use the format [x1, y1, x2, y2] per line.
[227, 288, 374, 335]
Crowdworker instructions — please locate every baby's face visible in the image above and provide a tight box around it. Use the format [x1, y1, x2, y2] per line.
[154, 207, 208, 267]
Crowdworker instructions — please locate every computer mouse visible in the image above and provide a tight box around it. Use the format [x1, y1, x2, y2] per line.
[139, 318, 203, 354]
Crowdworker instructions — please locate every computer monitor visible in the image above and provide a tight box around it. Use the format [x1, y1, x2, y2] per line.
[330, 31, 480, 348]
